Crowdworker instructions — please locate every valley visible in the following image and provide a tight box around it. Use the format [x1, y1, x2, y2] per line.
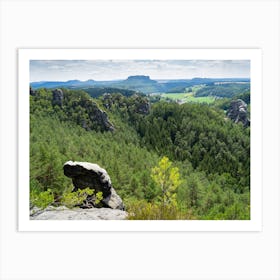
[29, 76, 251, 220]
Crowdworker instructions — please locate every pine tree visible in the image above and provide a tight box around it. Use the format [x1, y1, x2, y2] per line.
[151, 156, 181, 208]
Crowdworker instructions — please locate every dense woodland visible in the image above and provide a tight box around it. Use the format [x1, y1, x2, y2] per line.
[195, 83, 250, 98]
[30, 87, 250, 220]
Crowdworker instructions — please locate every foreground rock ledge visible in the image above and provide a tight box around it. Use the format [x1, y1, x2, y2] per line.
[63, 161, 125, 210]
[30, 206, 128, 220]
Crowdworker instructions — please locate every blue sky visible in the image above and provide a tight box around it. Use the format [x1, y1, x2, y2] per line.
[30, 60, 250, 82]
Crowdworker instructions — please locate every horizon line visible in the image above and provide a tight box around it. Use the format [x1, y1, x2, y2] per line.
[30, 76, 251, 83]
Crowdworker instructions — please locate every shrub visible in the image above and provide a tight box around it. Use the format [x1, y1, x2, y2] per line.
[30, 188, 54, 209]
[125, 199, 195, 220]
[61, 187, 103, 208]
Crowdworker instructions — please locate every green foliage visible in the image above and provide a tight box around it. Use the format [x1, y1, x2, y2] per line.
[95, 191, 103, 203]
[212, 91, 250, 112]
[30, 88, 113, 132]
[151, 156, 181, 207]
[177, 173, 205, 209]
[29, 88, 250, 220]
[195, 83, 250, 98]
[183, 96, 216, 104]
[235, 91, 250, 104]
[101, 93, 149, 124]
[138, 101, 250, 192]
[30, 188, 54, 209]
[161, 93, 216, 104]
[30, 91, 160, 204]
[84, 87, 139, 98]
[61, 187, 103, 208]
[125, 199, 195, 220]
[161, 93, 188, 100]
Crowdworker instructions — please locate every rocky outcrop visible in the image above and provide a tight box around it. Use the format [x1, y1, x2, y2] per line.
[135, 97, 150, 115]
[227, 99, 250, 127]
[49, 89, 114, 132]
[102, 187, 124, 210]
[102, 93, 150, 115]
[30, 86, 36, 96]
[89, 106, 114, 132]
[102, 93, 113, 109]
[63, 161, 125, 210]
[52, 88, 64, 107]
[30, 206, 127, 220]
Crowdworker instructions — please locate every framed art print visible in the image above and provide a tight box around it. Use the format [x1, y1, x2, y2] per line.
[18, 48, 262, 231]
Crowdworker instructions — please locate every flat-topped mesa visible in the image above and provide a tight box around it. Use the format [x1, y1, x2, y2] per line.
[63, 161, 124, 210]
[127, 75, 151, 81]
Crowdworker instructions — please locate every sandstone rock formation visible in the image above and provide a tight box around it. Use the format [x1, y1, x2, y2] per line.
[52, 88, 64, 107]
[102, 93, 150, 115]
[30, 86, 36, 96]
[135, 97, 150, 115]
[50, 89, 114, 132]
[102, 93, 113, 109]
[89, 106, 115, 132]
[227, 99, 250, 127]
[30, 206, 127, 220]
[63, 161, 124, 210]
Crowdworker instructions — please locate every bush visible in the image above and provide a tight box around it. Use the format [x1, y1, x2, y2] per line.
[30, 188, 54, 209]
[125, 199, 195, 220]
[61, 187, 103, 208]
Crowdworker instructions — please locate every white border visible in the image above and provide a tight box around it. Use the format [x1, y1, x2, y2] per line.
[18, 48, 262, 231]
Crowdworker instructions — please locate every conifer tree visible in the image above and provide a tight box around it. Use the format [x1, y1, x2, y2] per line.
[151, 156, 181, 208]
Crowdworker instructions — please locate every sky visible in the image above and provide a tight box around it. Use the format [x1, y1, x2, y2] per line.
[30, 60, 250, 82]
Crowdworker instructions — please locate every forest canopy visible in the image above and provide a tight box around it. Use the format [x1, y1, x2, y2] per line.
[29, 87, 250, 220]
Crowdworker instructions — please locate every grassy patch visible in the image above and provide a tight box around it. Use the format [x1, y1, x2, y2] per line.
[184, 96, 216, 104]
[161, 92, 216, 104]
[161, 93, 187, 100]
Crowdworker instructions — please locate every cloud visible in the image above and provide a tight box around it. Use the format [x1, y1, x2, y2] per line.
[30, 59, 250, 82]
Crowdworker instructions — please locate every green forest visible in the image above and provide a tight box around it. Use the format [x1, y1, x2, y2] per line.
[195, 83, 250, 98]
[30, 87, 250, 220]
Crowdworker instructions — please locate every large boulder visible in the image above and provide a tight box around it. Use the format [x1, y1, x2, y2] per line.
[227, 99, 250, 127]
[63, 161, 124, 210]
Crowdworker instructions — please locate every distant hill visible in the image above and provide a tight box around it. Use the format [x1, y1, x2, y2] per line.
[84, 87, 141, 98]
[195, 83, 250, 98]
[31, 79, 97, 89]
[159, 78, 250, 93]
[30, 76, 250, 94]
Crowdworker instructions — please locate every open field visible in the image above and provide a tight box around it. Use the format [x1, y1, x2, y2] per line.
[161, 92, 216, 104]
[162, 92, 188, 99]
[183, 95, 216, 104]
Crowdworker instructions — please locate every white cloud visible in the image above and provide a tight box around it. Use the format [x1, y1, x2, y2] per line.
[30, 60, 250, 82]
